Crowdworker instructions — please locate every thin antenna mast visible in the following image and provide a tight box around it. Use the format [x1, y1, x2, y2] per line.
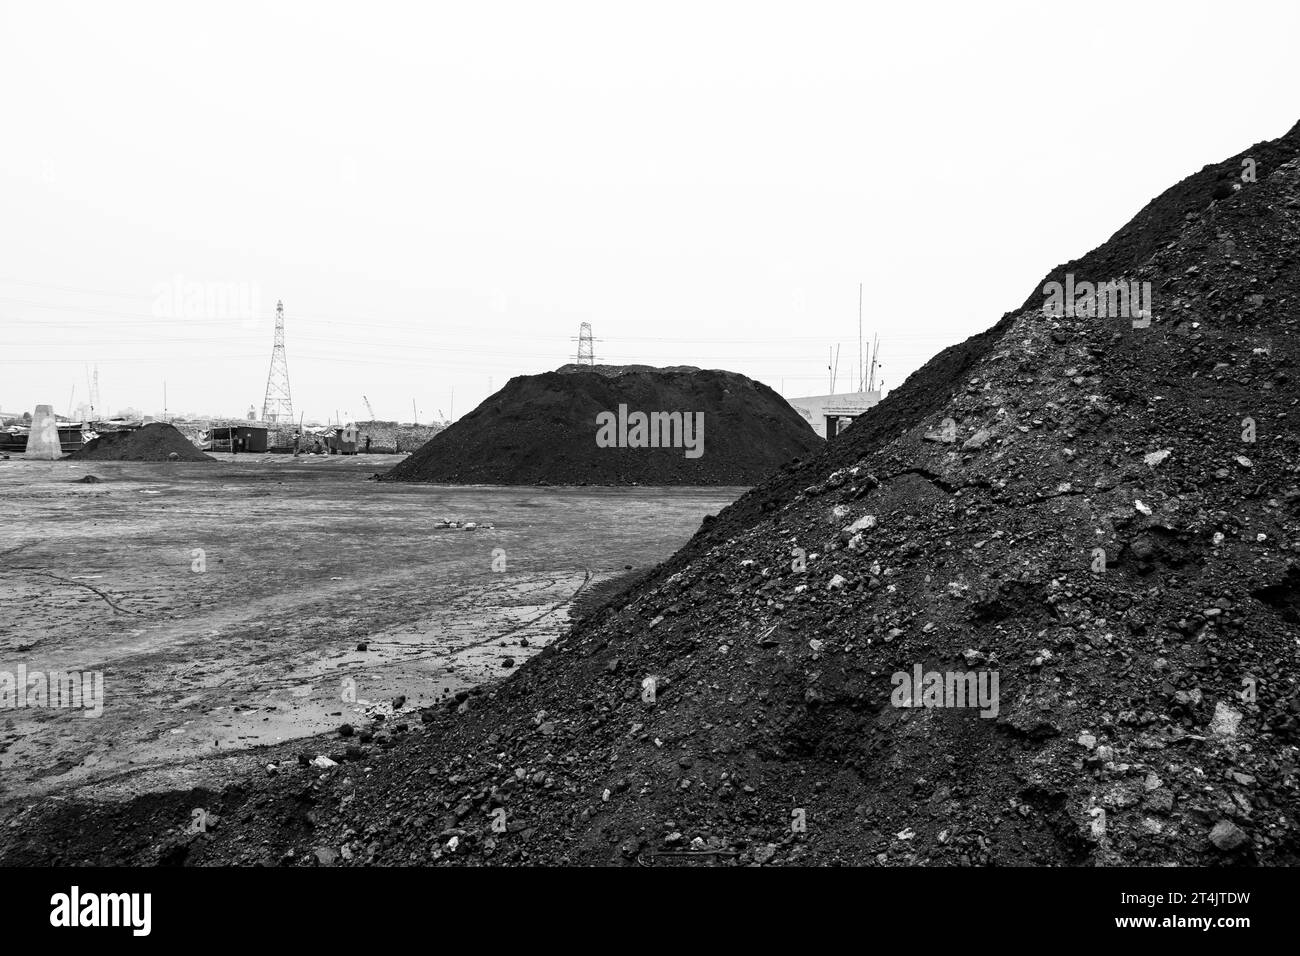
[868, 335, 880, 393]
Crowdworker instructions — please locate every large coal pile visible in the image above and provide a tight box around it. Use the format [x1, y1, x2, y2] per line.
[379, 366, 822, 485]
[68, 423, 214, 462]
[6, 122, 1300, 868]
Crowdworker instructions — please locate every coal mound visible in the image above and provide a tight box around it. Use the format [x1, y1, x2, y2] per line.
[68, 423, 215, 462]
[379, 366, 822, 485]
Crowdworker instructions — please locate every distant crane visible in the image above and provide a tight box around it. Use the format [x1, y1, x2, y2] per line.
[362, 395, 376, 420]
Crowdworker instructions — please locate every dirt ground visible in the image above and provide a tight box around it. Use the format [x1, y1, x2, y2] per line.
[0, 455, 741, 803]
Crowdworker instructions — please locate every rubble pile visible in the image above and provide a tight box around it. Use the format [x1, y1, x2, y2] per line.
[354, 420, 445, 454]
[4, 121, 1300, 867]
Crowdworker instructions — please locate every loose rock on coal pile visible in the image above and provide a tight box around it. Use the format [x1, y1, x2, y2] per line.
[378, 365, 823, 485]
[5, 121, 1300, 869]
[68, 423, 215, 462]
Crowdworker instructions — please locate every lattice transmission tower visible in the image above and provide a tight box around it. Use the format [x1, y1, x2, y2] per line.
[261, 300, 295, 425]
[572, 321, 599, 365]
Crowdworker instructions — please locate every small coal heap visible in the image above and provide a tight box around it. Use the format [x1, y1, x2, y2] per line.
[68, 423, 214, 462]
[380, 366, 822, 485]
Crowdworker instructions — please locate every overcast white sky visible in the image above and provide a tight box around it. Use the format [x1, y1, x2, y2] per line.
[2, 0, 1298, 423]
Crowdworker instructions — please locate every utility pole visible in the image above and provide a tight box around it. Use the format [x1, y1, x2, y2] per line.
[858, 283, 864, 394]
[868, 334, 880, 393]
[84, 365, 96, 421]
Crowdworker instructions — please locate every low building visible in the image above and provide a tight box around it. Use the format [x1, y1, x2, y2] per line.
[207, 425, 269, 453]
[322, 424, 359, 455]
[786, 391, 882, 439]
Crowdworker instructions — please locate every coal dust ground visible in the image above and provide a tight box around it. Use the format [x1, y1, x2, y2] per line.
[0, 457, 741, 803]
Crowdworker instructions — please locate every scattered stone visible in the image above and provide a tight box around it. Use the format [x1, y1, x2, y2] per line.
[1208, 820, 1249, 852]
[314, 847, 339, 865]
[1210, 702, 1243, 738]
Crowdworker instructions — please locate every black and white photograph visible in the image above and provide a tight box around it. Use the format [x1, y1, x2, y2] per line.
[0, 0, 1297, 940]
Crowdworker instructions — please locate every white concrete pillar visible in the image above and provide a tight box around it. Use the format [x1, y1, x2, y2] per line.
[25, 404, 62, 459]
